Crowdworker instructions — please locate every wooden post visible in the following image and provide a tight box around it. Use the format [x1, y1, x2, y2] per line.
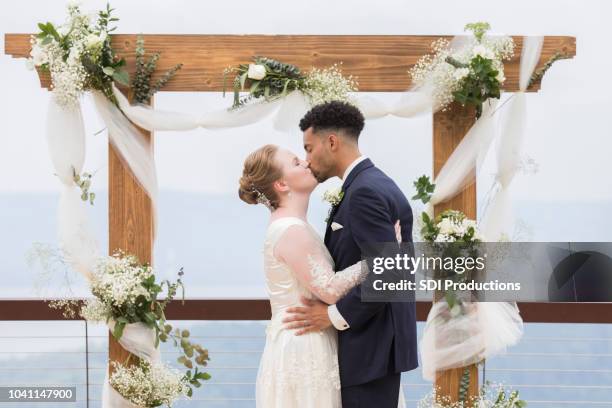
[107, 91, 154, 375]
[432, 103, 479, 404]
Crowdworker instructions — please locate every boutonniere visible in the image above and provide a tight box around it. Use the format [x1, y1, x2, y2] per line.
[323, 188, 344, 222]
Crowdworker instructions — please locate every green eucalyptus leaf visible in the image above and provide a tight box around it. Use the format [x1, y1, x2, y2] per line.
[102, 66, 115, 76]
[112, 321, 125, 340]
[195, 372, 211, 380]
[112, 69, 130, 86]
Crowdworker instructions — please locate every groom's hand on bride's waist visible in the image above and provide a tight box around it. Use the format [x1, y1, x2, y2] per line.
[283, 296, 332, 336]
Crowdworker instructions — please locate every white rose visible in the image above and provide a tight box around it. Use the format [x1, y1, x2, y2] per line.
[435, 233, 455, 243]
[58, 25, 70, 37]
[30, 44, 48, 66]
[85, 33, 102, 50]
[68, 47, 81, 63]
[496, 70, 505, 83]
[473, 44, 494, 60]
[453, 67, 470, 81]
[247, 64, 266, 80]
[438, 218, 455, 235]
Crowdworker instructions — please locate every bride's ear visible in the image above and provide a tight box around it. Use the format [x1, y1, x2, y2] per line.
[273, 179, 290, 195]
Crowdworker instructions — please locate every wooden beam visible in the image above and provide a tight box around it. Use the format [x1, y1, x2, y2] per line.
[5, 34, 575, 92]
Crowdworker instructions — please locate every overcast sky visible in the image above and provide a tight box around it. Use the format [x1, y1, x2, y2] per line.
[1, 0, 611, 203]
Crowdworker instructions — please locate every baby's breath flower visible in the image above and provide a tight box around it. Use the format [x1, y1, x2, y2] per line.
[30, 2, 119, 110]
[110, 361, 190, 407]
[79, 298, 110, 322]
[409, 29, 514, 113]
[90, 252, 153, 310]
[304, 63, 358, 106]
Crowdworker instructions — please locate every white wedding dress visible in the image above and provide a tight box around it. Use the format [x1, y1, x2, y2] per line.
[255, 216, 365, 408]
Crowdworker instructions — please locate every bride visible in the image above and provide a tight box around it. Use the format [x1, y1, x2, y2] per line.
[238, 144, 369, 408]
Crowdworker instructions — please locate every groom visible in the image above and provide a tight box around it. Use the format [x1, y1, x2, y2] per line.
[284, 101, 418, 407]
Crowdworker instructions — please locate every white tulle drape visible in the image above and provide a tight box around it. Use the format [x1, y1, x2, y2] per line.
[46, 98, 98, 282]
[102, 321, 162, 408]
[419, 37, 544, 380]
[427, 99, 499, 211]
[420, 302, 523, 381]
[92, 91, 160, 239]
[113, 84, 284, 131]
[112, 83, 435, 135]
[45, 90, 163, 407]
[480, 36, 544, 240]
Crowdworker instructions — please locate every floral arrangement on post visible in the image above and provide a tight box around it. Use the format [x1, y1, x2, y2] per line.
[412, 175, 483, 243]
[409, 22, 514, 118]
[28, 2, 129, 109]
[412, 175, 484, 312]
[223, 57, 358, 109]
[110, 360, 191, 407]
[417, 382, 527, 408]
[79, 252, 211, 398]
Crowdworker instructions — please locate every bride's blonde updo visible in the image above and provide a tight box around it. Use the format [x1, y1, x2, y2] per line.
[238, 144, 283, 210]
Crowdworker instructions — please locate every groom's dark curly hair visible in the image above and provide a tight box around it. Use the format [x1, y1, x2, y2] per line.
[299, 101, 365, 140]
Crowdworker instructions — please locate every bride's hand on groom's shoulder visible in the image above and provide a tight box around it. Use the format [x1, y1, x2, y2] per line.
[283, 296, 332, 336]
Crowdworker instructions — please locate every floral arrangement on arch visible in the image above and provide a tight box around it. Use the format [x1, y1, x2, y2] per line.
[412, 175, 485, 313]
[29, 2, 182, 110]
[28, 2, 129, 109]
[89, 252, 211, 401]
[223, 56, 358, 109]
[418, 382, 527, 408]
[55, 251, 210, 405]
[410, 22, 515, 118]
[27, 1, 182, 205]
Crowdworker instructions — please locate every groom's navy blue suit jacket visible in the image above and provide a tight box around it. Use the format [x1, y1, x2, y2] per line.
[324, 158, 418, 387]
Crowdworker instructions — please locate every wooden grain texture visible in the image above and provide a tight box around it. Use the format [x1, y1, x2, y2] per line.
[435, 364, 479, 405]
[5, 34, 576, 92]
[432, 103, 478, 405]
[107, 91, 154, 377]
[433, 103, 477, 219]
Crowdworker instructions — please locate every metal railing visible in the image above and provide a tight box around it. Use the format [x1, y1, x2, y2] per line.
[0, 300, 611, 407]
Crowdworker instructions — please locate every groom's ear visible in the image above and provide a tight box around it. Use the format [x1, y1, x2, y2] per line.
[327, 133, 340, 151]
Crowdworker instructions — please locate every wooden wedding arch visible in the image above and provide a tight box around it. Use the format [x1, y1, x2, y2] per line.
[5, 33, 576, 405]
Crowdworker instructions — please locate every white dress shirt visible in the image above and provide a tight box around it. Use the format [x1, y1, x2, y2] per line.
[327, 156, 367, 331]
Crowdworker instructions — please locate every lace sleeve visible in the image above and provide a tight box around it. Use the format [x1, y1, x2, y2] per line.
[274, 224, 366, 304]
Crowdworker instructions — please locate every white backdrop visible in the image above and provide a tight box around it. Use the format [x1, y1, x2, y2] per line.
[1, 0, 611, 297]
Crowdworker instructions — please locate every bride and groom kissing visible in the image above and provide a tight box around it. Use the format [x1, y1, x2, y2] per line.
[238, 101, 418, 407]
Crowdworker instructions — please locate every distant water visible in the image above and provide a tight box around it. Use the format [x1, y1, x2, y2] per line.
[0, 191, 610, 298]
[1, 192, 612, 407]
